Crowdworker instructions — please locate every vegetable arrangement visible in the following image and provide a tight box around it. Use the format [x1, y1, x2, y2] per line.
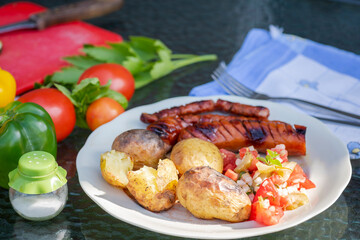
[35, 36, 217, 131]
[0, 101, 57, 189]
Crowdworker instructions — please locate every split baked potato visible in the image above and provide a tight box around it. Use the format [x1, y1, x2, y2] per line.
[126, 159, 178, 212]
[100, 150, 134, 188]
[177, 166, 251, 222]
[170, 138, 223, 175]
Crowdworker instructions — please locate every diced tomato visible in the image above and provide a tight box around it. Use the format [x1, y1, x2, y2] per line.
[279, 195, 291, 210]
[220, 149, 237, 173]
[250, 197, 284, 226]
[270, 144, 288, 163]
[287, 165, 316, 190]
[239, 147, 259, 172]
[239, 146, 258, 159]
[253, 179, 281, 206]
[269, 173, 285, 186]
[224, 169, 239, 181]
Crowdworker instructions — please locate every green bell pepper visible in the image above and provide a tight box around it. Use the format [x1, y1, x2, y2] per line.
[0, 101, 57, 189]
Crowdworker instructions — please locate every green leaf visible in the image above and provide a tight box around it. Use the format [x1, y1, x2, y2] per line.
[82, 45, 126, 64]
[269, 158, 282, 167]
[54, 83, 78, 107]
[150, 60, 173, 79]
[122, 56, 144, 75]
[108, 42, 135, 58]
[63, 55, 103, 69]
[51, 67, 83, 85]
[258, 156, 269, 165]
[100, 89, 128, 109]
[128, 36, 159, 61]
[71, 77, 102, 101]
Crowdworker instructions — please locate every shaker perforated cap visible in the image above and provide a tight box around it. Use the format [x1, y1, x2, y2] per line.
[8, 151, 67, 194]
[18, 151, 57, 177]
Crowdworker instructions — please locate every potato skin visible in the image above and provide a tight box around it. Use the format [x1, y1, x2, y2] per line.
[112, 129, 169, 170]
[170, 138, 223, 175]
[177, 166, 251, 222]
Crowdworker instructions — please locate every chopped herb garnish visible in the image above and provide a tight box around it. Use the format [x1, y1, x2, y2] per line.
[257, 149, 282, 167]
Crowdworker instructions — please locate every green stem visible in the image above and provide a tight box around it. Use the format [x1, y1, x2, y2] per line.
[172, 54, 217, 70]
[171, 54, 197, 59]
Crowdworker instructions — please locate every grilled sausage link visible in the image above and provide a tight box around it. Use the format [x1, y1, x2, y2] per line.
[178, 119, 306, 155]
[141, 99, 271, 124]
[215, 99, 270, 119]
[140, 100, 216, 123]
[146, 114, 255, 145]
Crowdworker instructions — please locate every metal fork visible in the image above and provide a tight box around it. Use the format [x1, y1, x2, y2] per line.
[211, 62, 360, 126]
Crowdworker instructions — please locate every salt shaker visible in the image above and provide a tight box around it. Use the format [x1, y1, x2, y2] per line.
[8, 151, 68, 221]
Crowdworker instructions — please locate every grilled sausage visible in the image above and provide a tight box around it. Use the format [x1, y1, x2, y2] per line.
[215, 99, 269, 119]
[147, 115, 255, 145]
[140, 99, 270, 124]
[140, 100, 216, 123]
[178, 119, 306, 155]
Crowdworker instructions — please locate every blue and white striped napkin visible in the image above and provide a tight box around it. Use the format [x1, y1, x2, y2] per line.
[190, 26, 360, 160]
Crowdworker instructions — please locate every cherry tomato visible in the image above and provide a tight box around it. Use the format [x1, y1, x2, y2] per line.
[79, 63, 135, 101]
[18, 88, 76, 142]
[86, 97, 124, 131]
[0, 68, 16, 107]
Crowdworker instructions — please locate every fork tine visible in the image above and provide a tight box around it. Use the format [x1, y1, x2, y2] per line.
[211, 73, 238, 95]
[220, 69, 254, 96]
[212, 63, 254, 97]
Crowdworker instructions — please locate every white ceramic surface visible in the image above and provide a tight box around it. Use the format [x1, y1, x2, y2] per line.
[76, 95, 351, 239]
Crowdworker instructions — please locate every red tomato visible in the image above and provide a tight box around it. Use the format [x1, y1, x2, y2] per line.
[253, 179, 281, 206]
[220, 149, 237, 173]
[224, 169, 239, 181]
[239, 147, 259, 172]
[250, 199, 284, 226]
[79, 63, 135, 101]
[86, 97, 124, 131]
[287, 165, 316, 190]
[18, 88, 76, 142]
[269, 173, 285, 186]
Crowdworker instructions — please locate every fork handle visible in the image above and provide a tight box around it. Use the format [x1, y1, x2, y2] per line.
[314, 116, 360, 127]
[270, 97, 360, 121]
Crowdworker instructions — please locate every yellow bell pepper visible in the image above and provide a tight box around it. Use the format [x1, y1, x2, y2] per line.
[0, 68, 16, 107]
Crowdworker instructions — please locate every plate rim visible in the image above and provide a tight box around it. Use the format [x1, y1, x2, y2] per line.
[76, 95, 352, 239]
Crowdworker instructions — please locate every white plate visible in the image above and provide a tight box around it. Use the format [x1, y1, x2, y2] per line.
[76, 95, 352, 239]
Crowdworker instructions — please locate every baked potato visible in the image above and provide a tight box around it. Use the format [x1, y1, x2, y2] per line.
[100, 150, 134, 188]
[170, 138, 223, 175]
[177, 166, 251, 222]
[126, 159, 178, 212]
[112, 129, 169, 170]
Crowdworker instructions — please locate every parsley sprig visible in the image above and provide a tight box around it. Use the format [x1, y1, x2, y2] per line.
[257, 150, 282, 167]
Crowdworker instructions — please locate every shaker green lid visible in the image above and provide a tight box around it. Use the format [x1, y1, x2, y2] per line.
[8, 151, 67, 194]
